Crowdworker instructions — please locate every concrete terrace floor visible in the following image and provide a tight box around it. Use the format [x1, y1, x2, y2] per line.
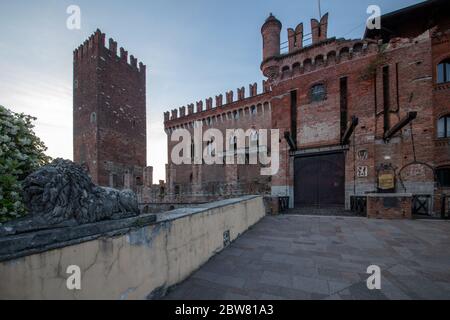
[163, 215, 450, 300]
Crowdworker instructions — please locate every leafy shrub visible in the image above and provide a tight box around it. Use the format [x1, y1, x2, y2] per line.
[0, 105, 51, 222]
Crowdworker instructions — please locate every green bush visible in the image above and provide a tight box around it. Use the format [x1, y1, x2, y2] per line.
[0, 105, 51, 222]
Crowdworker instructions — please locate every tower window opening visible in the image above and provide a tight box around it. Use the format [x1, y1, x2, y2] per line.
[90, 112, 97, 124]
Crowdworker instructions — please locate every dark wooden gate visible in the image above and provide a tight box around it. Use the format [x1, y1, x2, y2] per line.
[294, 153, 345, 207]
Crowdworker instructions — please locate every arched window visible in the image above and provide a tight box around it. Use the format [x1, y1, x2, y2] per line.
[436, 167, 450, 187]
[229, 133, 238, 154]
[340, 47, 350, 57]
[438, 115, 450, 138]
[250, 129, 259, 151]
[90, 112, 97, 124]
[251, 106, 257, 115]
[206, 140, 215, 157]
[310, 83, 326, 102]
[353, 43, 364, 53]
[327, 51, 337, 63]
[250, 129, 259, 142]
[315, 55, 324, 66]
[437, 59, 450, 84]
[303, 58, 312, 71]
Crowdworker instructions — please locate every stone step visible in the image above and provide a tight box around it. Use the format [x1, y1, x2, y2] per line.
[285, 206, 357, 217]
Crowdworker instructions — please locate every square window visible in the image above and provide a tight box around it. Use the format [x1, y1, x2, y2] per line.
[436, 168, 450, 187]
[311, 84, 326, 102]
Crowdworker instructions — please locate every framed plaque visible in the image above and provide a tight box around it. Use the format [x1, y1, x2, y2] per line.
[377, 163, 396, 193]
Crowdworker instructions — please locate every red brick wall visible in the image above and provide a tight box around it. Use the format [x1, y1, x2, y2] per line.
[73, 30, 146, 188]
[161, 5, 450, 213]
[367, 195, 412, 219]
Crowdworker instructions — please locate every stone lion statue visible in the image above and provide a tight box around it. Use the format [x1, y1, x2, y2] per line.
[22, 158, 140, 225]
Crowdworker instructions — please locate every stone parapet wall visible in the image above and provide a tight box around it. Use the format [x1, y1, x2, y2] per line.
[0, 196, 265, 299]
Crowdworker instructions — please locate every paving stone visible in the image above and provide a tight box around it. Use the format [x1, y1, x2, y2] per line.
[164, 216, 450, 300]
[260, 271, 293, 289]
[292, 275, 330, 295]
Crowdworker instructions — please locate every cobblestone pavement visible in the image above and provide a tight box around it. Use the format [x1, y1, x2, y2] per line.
[164, 215, 450, 300]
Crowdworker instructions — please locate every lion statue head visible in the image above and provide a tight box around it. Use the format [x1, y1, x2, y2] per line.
[23, 159, 139, 225]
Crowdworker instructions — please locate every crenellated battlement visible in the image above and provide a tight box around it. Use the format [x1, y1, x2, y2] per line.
[163, 80, 271, 123]
[73, 29, 105, 62]
[73, 29, 146, 73]
[273, 38, 380, 82]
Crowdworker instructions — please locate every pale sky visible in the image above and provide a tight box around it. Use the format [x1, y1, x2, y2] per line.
[0, 0, 423, 182]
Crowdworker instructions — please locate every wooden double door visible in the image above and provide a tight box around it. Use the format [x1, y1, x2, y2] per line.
[294, 152, 345, 207]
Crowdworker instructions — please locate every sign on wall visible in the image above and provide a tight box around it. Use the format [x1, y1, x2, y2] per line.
[357, 166, 368, 178]
[357, 149, 369, 161]
[378, 173, 395, 190]
[377, 163, 396, 193]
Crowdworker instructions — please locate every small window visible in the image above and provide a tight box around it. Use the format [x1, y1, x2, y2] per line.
[190, 140, 195, 160]
[136, 177, 143, 186]
[206, 140, 214, 156]
[112, 174, 118, 188]
[90, 112, 97, 124]
[74, 80, 79, 89]
[251, 106, 257, 115]
[229, 134, 238, 154]
[310, 84, 326, 102]
[250, 129, 259, 150]
[233, 110, 239, 120]
[437, 59, 450, 84]
[438, 115, 450, 138]
[315, 55, 324, 66]
[436, 167, 450, 187]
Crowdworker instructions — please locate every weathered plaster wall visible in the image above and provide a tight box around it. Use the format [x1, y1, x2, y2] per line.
[0, 196, 265, 300]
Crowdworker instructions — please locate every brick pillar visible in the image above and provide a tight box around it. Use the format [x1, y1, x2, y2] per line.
[169, 165, 176, 201]
[225, 163, 238, 196]
[270, 93, 294, 208]
[192, 164, 203, 198]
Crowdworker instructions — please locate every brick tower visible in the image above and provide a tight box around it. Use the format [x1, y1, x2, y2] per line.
[261, 13, 282, 79]
[73, 29, 147, 189]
